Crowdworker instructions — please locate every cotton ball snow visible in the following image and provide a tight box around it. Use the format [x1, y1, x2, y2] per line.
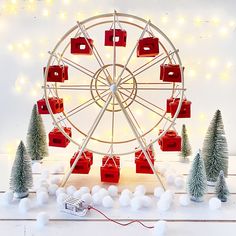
[157, 199, 171, 212]
[79, 187, 90, 195]
[160, 190, 174, 202]
[36, 212, 50, 228]
[135, 185, 146, 195]
[209, 197, 222, 210]
[121, 189, 133, 198]
[91, 185, 101, 195]
[32, 162, 42, 173]
[41, 169, 50, 180]
[51, 164, 64, 174]
[108, 185, 118, 197]
[39, 180, 49, 189]
[66, 185, 77, 195]
[154, 187, 164, 198]
[158, 165, 167, 175]
[142, 195, 152, 208]
[98, 188, 109, 198]
[19, 198, 32, 213]
[48, 184, 58, 196]
[2, 190, 14, 205]
[50, 176, 61, 185]
[37, 191, 49, 205]
[131, 196, 143, 211]
[119, 194, 131, 207]
[36, 187, 48, 195]
[92, 193, 103, 206]
[57, 193, 68, 206]
[179, 195, 190, 206]
[81, 193, 92, 205]
[166, 173, 176, 185]
[73, 190, 82, 199]
[153, 220, 167, 236]
[102, 196, 114, 208]
[56, 187, 66, 197]
[175, 176, 185, 188]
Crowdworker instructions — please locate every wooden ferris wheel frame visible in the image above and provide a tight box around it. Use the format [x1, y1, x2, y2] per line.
[43, 11, 186, 188]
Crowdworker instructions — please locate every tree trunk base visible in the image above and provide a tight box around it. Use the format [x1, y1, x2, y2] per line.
[207, 181, 216, 187]
[190, 196, 204, 202]
[179, 157, 190, 163]
[14, 191, 29, 199]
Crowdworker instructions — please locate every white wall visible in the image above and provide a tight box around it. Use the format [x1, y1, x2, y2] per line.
[0, 0, 235, 156]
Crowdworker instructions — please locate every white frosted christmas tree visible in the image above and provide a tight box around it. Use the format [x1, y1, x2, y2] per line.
[27, 104, 48, 161]
[215, 170, 229, 202]
[202, 110, 228, 185]
[179, 124, 192, 161]
[187, 151, 207, 202]
[10, 141, 33, 198]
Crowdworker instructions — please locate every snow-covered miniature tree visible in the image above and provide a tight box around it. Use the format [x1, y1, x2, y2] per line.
[215, 170, 229, 202]
[179, 124, 192, 161]
[187, 151, 207, 202]
[10, 141, 33, 198]
[202, 110, 228, 185]
[27, 104, 48, 161]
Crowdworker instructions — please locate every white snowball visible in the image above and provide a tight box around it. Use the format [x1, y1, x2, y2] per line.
[108, 185, 118, 197]
[39, 180, 49, 189]
[50, 176, 61, 185]
[121, 189, 133, 198]
[79, 187, 90, 195]
[91, 185, 101, 195]
[158, 166, 167, 175]
[56, 187, 66, 197]
[175, 176, 185, 188]
[166, 173, 176, 185]
[119, 194, 131, 207]
[66, 185, 77, 195]
[32, 162, 42, 173]
[48, 184, 58, 196]
[131, 196, 143, 211]
[160, 190, 174, 202]
[134, 190, 145, 197]
[98, 188, 109, 198]
[51, 164, 64, 174]
[73, 190, 82, 199]
[37, 191, 49, 205]
[81, 193, 93, 205]
[102, 196, 114, 208]
[92, 192, 102, 206]
[56, 193, 68, 206]
[36, 212, 49, 228]
[41, 169, 50, 180]
[2, 190, 14, 205]
[142, 195, 152, 208]
[19, 198, 32, 213]
[36, 187, 48, 195]
[157, 199, 170, 212]
[179, 195, 190, 206]
[135, 185, 146, 195]
[154, 187, 164, 198]
[153, 220, 167, 236]
[209, 197, 222, 210]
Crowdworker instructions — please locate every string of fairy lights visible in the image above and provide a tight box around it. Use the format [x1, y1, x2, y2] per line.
[1, 0, 235, 155]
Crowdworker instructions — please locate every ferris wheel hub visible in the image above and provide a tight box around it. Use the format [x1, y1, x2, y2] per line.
[110, 84, 117, 93]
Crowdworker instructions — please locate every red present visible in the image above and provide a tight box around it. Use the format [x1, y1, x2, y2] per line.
[170, 98, 191, 118]
[105, 29, 127, 47]
[73, 150, 93, 165]
[135, 154, 155, 174]
[102, 156, 120, 167]
[135, 147, 154, 158]
[137, 37, 159, 57]
[49, 127, 71, 148]
[158, 129, 164, 145]
[70, 156, 91, 174]
[71, 37, 93, 55]
[159, 130, 181, 151]
[160, 64, 182, 82]
[43, 65, 68, 83]
[37, 97, 64, 114]
[100, 164, 120, 183]
[166, 97, 175, 113]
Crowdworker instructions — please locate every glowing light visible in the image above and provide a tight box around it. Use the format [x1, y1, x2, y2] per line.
[198, 112, 206, 120]
[205, 73, 212, 80]
[105, 53, 111, 59]
[220, 71, 230, 81]
[187, 68, 196, 78]
[219, 27, 229, 37]
[30, 89, 38, 97]
[229, 21, 236, 27]
[209, 57, 218, 67]
[170, 30, 178, 39]
[177, 16, 185, 25]
[194, 16, 202, 26]
[59, 11, 67, 20]
[211, 17, 220, 25]
[42, 9, 50, 17]
[161, 15, 168, 24]
[46, 0, 54, 5]
[63, 0, 71, 5]
[22, 52, 30, 59]
[7, 44, 14, 51]
[6, 139, 20, 157]
[135, 109, 142, 116]
[226, 61, 233, 68]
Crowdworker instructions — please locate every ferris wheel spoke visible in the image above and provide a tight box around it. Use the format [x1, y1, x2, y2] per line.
[120, 50, 179, 85]
[116, 20, 151, 87]
[112, 10, 117, 82]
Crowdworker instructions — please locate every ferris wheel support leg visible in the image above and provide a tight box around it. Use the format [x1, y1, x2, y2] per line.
[60, 94, 113, 187]
[114, 92, 166, 190]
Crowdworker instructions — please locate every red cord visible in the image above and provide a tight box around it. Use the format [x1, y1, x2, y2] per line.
[88, 206, 154, 229]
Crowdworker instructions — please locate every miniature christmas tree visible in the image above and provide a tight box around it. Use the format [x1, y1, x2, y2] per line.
[27, 104, 48, 161]
[10, 141, 33, 198]
[202, 110, 228, 185]
[187, 151, 207, 202]
[179, 124, 192, 161]
[215, 170, 229, 202]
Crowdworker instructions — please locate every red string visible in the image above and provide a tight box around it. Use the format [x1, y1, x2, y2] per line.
[88, 206, 154, 229]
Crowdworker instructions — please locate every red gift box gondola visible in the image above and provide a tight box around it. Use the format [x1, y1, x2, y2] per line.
[71, 37, 94, 55]
[137, 37, 159, 57]
[102, 156, 120, 167]
[170, 98, 191, 118]
[105, 29, 127, 47]
[70, 155, 91, 174]
[49, 127, 71, 148]
[100, 163, 120, 183]
[37, 97, 64, 114]
[43, 65, 68, 83]
[73, 149, 93, 165]
[160, 64, 182, 83]
[135, 148, 154, 158]
[135, 154, 155, 174]
[159, 130, 181, 151]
